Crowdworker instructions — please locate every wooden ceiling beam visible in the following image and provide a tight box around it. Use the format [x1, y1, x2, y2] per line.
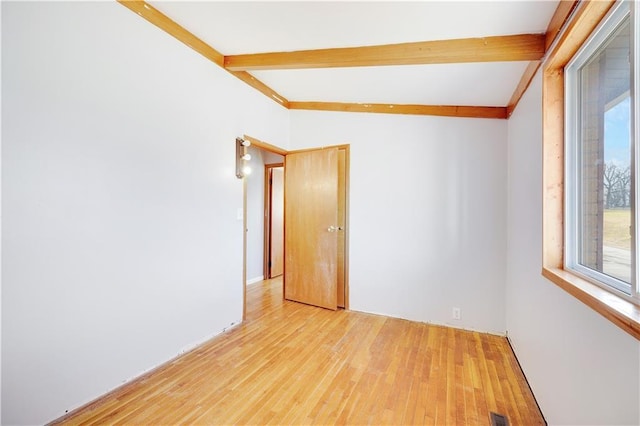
[506, 0, 579, 117]
[117, 1, 289, 108]
[545, 0, 580, 51]
[506, 60, 541, 118]
[289, 102, 507, 120]
[118, 1, 537, 120]
[224, 34, 546, 71]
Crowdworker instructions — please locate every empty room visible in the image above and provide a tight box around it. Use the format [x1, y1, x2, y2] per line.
[2, 1, 640, 425]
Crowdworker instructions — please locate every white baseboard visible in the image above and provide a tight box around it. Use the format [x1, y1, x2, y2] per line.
[247, 275, 264, 285]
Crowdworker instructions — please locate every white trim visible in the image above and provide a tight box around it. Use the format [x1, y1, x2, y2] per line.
[247, 276, 264, 285]
[178, 321, 242, 355]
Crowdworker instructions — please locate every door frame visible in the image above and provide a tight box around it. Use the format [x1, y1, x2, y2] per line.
[263, 163, 284, 280]
[241, 135, 349, 319]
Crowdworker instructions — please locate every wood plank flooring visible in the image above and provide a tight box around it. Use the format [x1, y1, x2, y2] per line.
[54, 277, 544, 425]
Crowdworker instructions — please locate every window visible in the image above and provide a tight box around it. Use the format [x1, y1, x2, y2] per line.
[542, 0, 640, 340]
[565, 2, 636, 299]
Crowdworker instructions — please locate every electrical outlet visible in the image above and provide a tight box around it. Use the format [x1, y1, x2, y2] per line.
[452, 307, 461, 320]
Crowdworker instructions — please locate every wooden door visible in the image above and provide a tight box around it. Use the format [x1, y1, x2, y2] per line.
[337, 150, 346, 308]
[284, 148, 339, 310]
[269, 167, 284, 277]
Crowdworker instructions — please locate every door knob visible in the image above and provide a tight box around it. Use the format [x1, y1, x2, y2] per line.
[327, 226, 343, 232]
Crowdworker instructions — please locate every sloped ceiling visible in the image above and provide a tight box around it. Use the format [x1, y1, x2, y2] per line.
[129, 1, 563, 118]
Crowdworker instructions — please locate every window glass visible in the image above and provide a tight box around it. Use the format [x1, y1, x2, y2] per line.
[576, 16, 633, 289]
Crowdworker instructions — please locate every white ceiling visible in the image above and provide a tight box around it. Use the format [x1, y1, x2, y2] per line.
[149, 1, 560, 107]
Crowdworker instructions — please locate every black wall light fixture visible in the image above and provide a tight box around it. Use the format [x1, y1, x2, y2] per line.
[235, 137, 252, 179]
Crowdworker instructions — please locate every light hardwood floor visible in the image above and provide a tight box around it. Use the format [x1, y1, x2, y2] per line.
[55, 277, 544, 425]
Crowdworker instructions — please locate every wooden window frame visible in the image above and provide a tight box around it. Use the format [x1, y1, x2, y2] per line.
[543, 0, 640, 340]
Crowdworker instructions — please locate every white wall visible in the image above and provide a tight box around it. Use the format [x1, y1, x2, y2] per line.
[506, 72, 640, 425]
[7, 4, 637, 425]
[290, 111, 508, 334]
[1, 2, 288, 425]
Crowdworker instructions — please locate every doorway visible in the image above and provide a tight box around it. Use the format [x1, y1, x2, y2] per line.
[242, 136, 287, 320]
[241, 135, 349, 319]
[243, 145, 284, 285]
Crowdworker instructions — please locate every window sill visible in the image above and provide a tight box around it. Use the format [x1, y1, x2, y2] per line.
[542, 267, 640, 340]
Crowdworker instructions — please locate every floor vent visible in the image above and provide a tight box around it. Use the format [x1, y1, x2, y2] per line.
[490, 412, 509, 426]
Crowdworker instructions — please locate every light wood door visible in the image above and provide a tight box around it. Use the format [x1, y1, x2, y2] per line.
[337, 150, 346, 308]
[284, 148, 339, 310]
[269, 167, 284, 277]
